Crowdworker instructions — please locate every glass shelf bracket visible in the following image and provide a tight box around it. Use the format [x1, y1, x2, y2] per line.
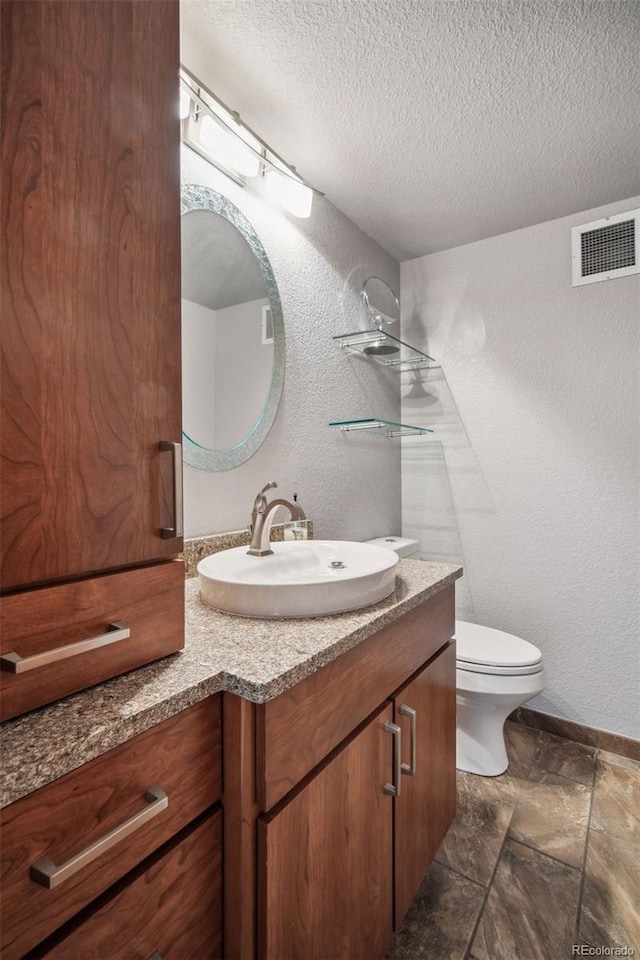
[332, 329, 435, 370]
[329, 418, 434, 438]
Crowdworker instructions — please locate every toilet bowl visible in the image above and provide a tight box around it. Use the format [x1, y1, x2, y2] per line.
[364, 538, 546, 777]
[455, 620, 545, 776]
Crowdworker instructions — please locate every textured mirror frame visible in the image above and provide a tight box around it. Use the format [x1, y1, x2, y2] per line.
[181, 184, 285, 471]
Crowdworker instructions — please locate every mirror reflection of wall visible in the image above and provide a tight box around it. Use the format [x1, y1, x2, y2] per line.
[180, 187, 284, 471]
[182, 295, 274, 449]
[182, 210, 273, 450]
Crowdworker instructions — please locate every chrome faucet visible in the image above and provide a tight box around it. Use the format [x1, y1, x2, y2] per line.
[247, 482, 306, 557]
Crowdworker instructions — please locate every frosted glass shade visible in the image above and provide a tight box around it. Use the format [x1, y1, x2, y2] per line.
[265, 169, 313, 218]
[200, 115, 261, 178]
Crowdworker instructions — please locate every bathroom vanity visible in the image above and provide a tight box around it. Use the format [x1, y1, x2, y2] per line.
[0, 4, 461, 956]
[0, 0, 185, 721]
[0, 560, 461, 960]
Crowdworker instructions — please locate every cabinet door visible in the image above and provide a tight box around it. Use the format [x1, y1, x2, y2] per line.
[394, 642, 457, 926]
[0, 0, 182, 591]
[259, 703, 394, 960]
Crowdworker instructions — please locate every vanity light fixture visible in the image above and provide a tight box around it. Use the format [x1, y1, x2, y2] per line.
[179, 88, 191, 121]
[265, 167, 313, 219]
[180, 66, 321, 218]
[199, 114, 261, 179]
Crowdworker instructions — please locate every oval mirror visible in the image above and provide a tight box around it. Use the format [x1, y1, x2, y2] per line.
[181, 186, 285, 471]
[362, 276, 401, 328]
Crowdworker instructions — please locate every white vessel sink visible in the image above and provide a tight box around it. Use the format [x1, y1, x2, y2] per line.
[197, 540, 399, 618]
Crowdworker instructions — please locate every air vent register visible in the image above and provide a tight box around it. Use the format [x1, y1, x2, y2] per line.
[571, 209, 639, 286]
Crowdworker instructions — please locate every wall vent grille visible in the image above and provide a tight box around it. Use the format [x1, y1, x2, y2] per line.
[572, 209, 640, 286]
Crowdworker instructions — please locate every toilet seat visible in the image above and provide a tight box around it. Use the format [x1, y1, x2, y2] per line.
[457, 660, 544, 676]
[454, 620, 542, 677]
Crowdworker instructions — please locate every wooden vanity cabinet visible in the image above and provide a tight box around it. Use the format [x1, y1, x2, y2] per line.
[242, 587, 458, 960]
[393, 643, 457, 926]
[0, 696, 222, 960]
[0, 0, 184, 718]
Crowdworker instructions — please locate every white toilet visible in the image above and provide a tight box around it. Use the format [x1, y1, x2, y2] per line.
[365, 537, 546, 777]
[454, 620, 545, 776]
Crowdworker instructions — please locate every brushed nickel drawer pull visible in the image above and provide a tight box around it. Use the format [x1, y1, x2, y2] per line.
[30, 784, 169, 889]
[383, 721, 402, 798]
[399, 704, 417, 776]
[159, 439, 183, 539]
[148, 953, 163, 960]
[0, 622, 131, 675]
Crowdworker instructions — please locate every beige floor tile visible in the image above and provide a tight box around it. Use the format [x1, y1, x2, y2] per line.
[436, 770, 515, 886]
[387, 860, 485, 960]
[533, 729, 597, 785]
[591, 753, 640, 840]
[471, 839, 581, 960]
[597, 750, 640, 774]
[580, 827, 640, 950]
[579, 756, 640, 949]
[397, 729, 637, 959]
[507, 770, 592, 868]
[504, 720, 540, 774]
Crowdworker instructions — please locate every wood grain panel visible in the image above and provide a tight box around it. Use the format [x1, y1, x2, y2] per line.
[38, 810, 223, 960]
[0, 560, 184, 720]
[0, 0, 182, 591]
[394, 642, 457, 926]
[257, 586, 454, 810]
[258, 703, 394, 960]
[0, 696, 222, 958]
[223, 695, 260, 960]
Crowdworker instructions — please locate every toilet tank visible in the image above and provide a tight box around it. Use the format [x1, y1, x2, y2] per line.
[364, 536, 420, 559]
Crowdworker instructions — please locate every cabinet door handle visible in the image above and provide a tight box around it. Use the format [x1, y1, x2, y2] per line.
[148, 953, 163, 960]
[399, 704, 417, 776]
[384, 721, 402, 797]
[159, 440, 183, 539]
[30, 784, 169, 889]
[0, 622, 131, 675]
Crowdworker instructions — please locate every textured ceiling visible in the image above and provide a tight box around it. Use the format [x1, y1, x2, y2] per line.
[181, 0, 640, 260]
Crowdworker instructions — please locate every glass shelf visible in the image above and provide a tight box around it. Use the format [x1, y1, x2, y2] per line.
[332, 328, 435, 370]
[329, 418, 434, 438]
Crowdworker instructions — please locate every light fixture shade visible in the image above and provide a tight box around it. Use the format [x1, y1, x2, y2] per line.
[265, 169, 313, 218]
[200, 114, 261, 178]
[179, 89, 191, 120]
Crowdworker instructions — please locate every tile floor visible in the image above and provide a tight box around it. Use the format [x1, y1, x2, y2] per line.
[389, 721, 640, 960]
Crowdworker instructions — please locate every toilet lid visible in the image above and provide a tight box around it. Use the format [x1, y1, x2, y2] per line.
[454, 621, 542, 672]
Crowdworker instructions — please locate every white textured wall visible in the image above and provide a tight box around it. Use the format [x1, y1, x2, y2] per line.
[213, 297, 272, 450]
[182, 298, 218, 449]
[181, 145, 401, 540]
[401, 197, 640, 739]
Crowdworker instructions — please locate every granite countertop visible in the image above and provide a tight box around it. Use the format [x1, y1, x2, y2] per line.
[0, 559, 462, 808]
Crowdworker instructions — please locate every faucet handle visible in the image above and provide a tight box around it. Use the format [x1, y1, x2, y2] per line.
[259, 481, 278, 496]
[251, 481, 278, 522]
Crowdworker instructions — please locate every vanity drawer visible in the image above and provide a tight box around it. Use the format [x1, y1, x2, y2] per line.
[256, 585, 455, 810]
[0, 561, 185, 721]
[0, 695, 222, 959]
[37, 809, 223, 960]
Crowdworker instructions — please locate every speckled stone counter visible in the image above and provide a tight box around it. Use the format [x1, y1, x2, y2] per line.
[182, 521, 314, 578]
[0, 559, 461, 808]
